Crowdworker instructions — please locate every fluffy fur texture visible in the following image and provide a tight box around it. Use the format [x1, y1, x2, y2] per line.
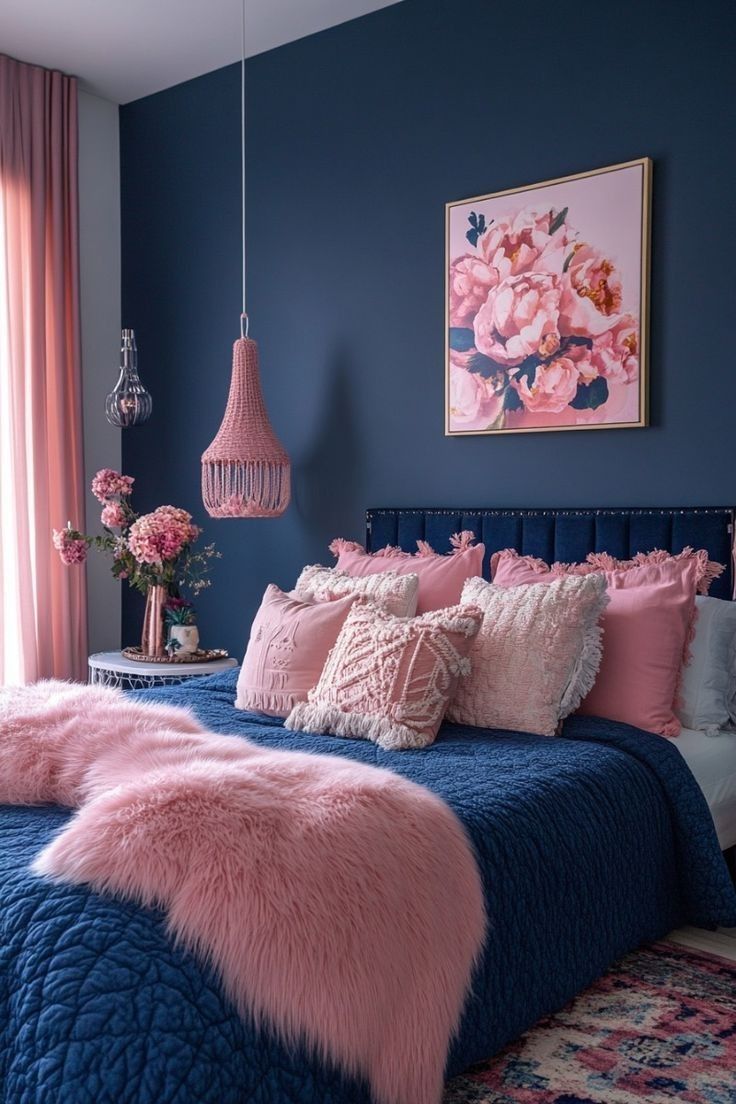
[0, 680, 485, 1104]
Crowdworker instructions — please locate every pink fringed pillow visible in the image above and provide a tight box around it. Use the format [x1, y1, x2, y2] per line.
[491, 546, 724, 595]
[330, 532, 485, 614]
[236, 585, 358, 718]
[293, 564, 419, 618]
[285, 603, 483, 750]
[492, 550, 708, 737]
[447, 574, 609, 737]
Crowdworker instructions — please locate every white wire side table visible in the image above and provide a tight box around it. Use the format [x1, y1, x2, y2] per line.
[87, 651, 238, 691]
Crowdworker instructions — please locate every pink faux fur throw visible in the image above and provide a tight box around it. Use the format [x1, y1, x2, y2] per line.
[0, 680, 485, 1104]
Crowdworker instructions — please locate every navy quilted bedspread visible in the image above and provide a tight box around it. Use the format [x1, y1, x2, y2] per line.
[2, 669, 735, 1104]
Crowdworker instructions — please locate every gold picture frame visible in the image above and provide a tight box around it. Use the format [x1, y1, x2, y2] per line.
[445, 158, 651, 436]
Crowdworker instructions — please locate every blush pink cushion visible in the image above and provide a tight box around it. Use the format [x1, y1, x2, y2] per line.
[491, 546, 723, 595]
[236, 585, 357, 718]
[285, 603, 483, 750]
[492, 550, 702, 737]
[330, 532, 485, 614]
[447, 574, 609, 737]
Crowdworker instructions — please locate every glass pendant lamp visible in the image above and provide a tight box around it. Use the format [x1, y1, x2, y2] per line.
[105, 328, 153, 428]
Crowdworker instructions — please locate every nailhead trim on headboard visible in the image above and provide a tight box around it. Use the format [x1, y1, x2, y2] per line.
[365, 507, 736, 600]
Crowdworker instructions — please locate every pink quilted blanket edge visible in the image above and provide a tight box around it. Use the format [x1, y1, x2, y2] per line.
[0, 680, 486, 1104]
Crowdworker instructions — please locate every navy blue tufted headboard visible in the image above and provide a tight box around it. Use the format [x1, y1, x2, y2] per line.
[365, 507, 735, 600]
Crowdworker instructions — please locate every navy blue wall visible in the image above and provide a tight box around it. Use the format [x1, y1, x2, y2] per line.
[120, 0, 735, 656]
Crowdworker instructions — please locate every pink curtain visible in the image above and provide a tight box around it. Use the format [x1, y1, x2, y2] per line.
[0, 54, 87, 684]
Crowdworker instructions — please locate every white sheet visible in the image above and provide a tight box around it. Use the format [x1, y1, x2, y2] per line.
[675, 726, 736, 851]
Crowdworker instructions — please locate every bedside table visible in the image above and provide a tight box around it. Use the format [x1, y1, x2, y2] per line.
[88, 651, 238, 691]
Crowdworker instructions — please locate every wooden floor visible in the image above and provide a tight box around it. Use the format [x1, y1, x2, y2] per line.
[668, 925, 736, 961]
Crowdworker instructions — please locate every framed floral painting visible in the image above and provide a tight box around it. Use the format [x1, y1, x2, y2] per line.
[446, 158, 651, 435]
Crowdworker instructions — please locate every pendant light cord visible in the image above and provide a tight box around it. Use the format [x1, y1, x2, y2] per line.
[240, 0, 249, 339]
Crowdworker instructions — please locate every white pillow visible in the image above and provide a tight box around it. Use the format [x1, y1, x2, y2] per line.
[678, 595, 736, 733]
[293, 564, 419, 618]
[447, 573, 608, 737]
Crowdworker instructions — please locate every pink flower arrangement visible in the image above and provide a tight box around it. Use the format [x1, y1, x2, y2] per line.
[449, 206, 639, 430]
[52, 527, 88, 566]
[53, 469, 219, 598]
[91, 468, 135, 504]
[100, 501, 127, 529]
[128, 507, 199, 565]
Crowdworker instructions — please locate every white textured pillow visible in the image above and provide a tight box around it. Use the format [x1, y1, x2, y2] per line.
[447, 574, 609, 737]
[678, 595, 736, 734]
[293, 564, 419, 618]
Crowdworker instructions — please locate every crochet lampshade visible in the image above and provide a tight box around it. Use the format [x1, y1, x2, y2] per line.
[201, 336, 291, 518]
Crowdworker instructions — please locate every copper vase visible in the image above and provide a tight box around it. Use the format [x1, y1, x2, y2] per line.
[141, 584, 167, 657]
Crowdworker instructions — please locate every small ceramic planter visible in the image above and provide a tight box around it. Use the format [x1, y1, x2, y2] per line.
[168, 624, 200, 656]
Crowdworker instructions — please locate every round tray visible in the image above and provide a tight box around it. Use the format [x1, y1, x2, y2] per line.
[121, 646, 229, 665]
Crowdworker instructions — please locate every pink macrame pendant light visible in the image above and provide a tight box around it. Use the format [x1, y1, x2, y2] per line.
[201, 0, 290, 519]
[201, 325, 290, 518]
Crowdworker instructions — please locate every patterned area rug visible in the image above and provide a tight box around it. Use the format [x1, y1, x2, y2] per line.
[444, 941, 736, 1103]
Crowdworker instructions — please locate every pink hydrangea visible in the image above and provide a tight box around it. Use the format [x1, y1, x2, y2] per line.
[101, 501, 127, 529]
[474, 272, 562, 367]
[53, 528, 88, 566]
[511, 356, 580, 413]
[91, 468, 135, 503]
[128, 506, 198, 565]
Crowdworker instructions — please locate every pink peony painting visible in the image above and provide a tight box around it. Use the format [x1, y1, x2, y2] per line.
[446, 158, 650, 435]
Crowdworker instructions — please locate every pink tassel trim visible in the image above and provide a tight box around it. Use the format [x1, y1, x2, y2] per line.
[585, 547, 724, 595]
[490, 548, 550, 577]
[331, 533, 478, 561]
[449, 531, 477, 555]
[413, 531, 478, 559]
[329, 538, 364, 558]
[493, 546, 725, 598]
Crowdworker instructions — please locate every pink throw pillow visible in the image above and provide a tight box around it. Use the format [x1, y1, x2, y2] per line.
[285, 603, 483, 750]
[491, 546, 723, 595]
[236, 585, 357, 718]
[492, 550, 702, 737]
[330, 532, 485, 614]
[447, 574, 609, 737]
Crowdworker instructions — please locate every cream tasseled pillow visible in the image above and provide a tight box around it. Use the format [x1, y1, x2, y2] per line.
[293, 564, 419, 618]
[285, 602, 483, 751]
[447, 574, 609, 737]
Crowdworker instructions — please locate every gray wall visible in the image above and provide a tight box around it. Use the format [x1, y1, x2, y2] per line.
[78, 89, 121, 655]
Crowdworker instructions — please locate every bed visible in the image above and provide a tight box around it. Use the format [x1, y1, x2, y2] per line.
[2, 506, 736, 1104]
[676, 726, 736, 852]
